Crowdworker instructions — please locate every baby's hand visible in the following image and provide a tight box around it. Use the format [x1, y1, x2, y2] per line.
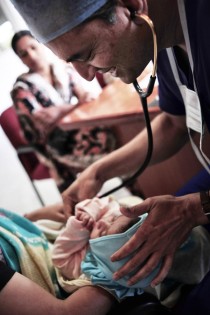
[90, 219, 110, 239]
[76, 211, 94, 231]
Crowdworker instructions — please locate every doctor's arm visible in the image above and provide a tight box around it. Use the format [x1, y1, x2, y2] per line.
[62, 112, 189, 217]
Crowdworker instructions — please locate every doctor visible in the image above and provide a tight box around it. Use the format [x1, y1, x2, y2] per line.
[10, 0, 210, 313]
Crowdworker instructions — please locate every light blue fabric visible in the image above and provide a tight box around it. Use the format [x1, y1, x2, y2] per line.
[10, 0, 109, 43]
[81, 214, 161, 299]
[82, 250, 144, 300]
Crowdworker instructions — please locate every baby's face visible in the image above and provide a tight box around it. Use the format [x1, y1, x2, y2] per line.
[90, 219, 111, 239]
[90, 215, 139, 239]
[106, 215, 139, 235]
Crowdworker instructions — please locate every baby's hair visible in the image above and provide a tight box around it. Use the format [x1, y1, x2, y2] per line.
[118, 216, 139, 234]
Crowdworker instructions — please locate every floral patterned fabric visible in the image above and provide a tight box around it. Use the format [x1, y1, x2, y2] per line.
[11, 63, 116, 191]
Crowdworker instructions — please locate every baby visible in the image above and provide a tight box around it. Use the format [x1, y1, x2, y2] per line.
[52, 196, 138, 280]
[52, 196, 210, 304]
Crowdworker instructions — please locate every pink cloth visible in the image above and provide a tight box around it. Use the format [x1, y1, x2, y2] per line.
[52, 196, 121, 279]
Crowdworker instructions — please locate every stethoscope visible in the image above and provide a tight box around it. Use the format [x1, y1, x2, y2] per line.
[100, 13, 158, 198]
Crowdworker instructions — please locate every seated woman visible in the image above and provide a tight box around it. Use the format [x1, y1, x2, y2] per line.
[11, 30, 116, 192]
[52, 197, 210, 307]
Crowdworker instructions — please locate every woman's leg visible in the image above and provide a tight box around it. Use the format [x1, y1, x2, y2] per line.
[0, 272, 115, 315]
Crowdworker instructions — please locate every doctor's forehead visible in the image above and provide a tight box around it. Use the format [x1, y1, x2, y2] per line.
[47, 22, 94, 60]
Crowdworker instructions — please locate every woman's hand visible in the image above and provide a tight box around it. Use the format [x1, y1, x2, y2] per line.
[111, 193, 206, 287]
[33, 106, 62, 131]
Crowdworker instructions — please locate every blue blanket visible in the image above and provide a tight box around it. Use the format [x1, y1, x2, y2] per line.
[0, 208, 61, 297]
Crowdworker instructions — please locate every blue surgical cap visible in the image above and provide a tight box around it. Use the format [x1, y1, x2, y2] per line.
[10, 0, 109, 44]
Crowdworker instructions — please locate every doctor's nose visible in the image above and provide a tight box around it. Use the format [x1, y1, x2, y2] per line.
[72, 62, 97, 81]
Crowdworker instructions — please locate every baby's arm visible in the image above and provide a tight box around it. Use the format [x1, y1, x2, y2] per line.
[52, 216, 90, 279]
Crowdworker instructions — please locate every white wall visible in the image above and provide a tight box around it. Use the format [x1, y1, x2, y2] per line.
[0, 125, 62, 215]
[0, 47, 27, 114]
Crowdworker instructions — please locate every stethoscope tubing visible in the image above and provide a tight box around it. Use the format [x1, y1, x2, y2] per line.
[99, 77, 155, 198]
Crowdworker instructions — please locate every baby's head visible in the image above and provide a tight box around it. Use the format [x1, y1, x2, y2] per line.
[107, 215, 139, 235]
[88, 212, 159, 290]
[90, 215, 139, 239]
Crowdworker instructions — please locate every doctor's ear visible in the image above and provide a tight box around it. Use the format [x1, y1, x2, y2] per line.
[121, 0, 148, 16]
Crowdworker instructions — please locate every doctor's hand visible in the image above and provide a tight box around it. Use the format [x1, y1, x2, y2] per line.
[62, 162, 104, 218]
[111, 193, 206, 287]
